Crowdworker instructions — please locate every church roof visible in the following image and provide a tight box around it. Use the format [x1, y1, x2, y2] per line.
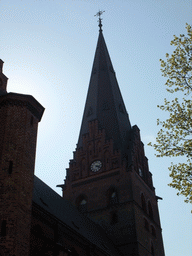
[77, 26, 131, 151]
[32, 175, 120, 255]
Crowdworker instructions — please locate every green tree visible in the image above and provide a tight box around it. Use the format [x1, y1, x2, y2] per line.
[149, 24, 192, 204]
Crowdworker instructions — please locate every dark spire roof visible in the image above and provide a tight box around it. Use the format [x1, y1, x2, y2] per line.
[77, 28, 131, 152]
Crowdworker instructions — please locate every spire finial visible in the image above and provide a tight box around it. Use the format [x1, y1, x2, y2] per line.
[94, 10, 105, 32]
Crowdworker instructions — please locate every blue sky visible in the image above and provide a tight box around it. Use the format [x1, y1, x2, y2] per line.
[1, 0, 192, 255]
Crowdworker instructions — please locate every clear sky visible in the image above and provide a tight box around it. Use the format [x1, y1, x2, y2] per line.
[1, 1, 192, 255]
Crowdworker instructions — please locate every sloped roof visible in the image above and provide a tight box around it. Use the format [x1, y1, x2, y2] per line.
[32, 175, 120, 256]
[77, 29, 131, 151]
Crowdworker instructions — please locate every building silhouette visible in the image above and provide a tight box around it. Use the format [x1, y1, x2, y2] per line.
[0, 20, 165, 256]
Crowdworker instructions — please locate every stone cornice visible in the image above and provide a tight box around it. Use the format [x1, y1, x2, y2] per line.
[0, 92, 44, 121]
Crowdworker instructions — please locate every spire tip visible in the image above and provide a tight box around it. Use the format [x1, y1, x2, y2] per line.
[94, 10, 105, 32]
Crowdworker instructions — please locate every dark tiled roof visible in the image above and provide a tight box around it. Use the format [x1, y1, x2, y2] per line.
[77, 30, 131, 151]
[33, 175, 120, 256]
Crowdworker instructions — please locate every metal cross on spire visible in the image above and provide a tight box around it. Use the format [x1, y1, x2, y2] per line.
[94, 10, 105, 32]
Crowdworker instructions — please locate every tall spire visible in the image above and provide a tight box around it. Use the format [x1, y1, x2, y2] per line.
[77, 19, 131, 151]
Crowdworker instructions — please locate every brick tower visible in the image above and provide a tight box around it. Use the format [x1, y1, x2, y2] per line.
[61, 19, 165, 256]
[0, 60, 44, 256]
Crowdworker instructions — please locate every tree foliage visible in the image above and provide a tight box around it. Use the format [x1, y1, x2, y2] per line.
[149, 24, 192, 204]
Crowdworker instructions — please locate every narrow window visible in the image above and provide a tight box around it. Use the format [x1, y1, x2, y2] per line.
[144, 218, 149, 231]
[148, 201, 154, 220]
[110, 212, 118, 225]
[151, 243, 155, 256]
[81, 159, 86, 178]
[77, 198, 87, 213]
[139, 168, 143, 177]
[141, 193, 147, 213]
[30, 116, 34, 126]
[8, 161, 13, 174]
[1, 220, 6, 237]
[89, 145, 92, 156]
[104, 151, 110, 170]
[151, 225, 156, 237]
[110, 190, 118, 205]
[97, 141, 101, 154]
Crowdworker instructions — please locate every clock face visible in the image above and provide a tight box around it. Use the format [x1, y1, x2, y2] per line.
[91, 160, 102, 172]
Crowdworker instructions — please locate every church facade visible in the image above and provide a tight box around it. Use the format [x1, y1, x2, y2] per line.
[0, 20, 165, 256]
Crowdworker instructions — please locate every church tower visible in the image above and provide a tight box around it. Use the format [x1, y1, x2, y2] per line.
[62, 16, 165, 256]
[0, 60, 44, 256]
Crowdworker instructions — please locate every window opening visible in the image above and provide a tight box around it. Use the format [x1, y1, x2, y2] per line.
[1, 220, 6, 237]
[139, 168, 143, 177]
[141, 193, 147, 213]
[148, 201, 154, 220]
[80, 199, 87, 205]
[144, 218, 149, 231]
[109, 189, 118, 205]
[8, 161, 13, 174]
[78, 197, 87, 213]
[151, 225, 156, 237]
[110, 212, 118, 225]
[151, 243, 155, 256]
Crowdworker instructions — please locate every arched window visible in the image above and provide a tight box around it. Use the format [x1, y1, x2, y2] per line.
[104, 151, 110, 170]
[97, 141, 101, 154]
[139, 168, 143, 178]
[148, 201, 154, 220]
[76, 195, 88, 213]
[111, 191, 118, 204]
[110, 212, 118, 225]
[141, 193, 147, 213]
[144, 218, 149, 231]
[151, 225, 156, 237]
[81, 158, 86, 178]
[1, 220, 6, 237]
[79, 199, 87, 213]
[8, 161, 13, 175]
[88, 144, 92, 156]
[151, 242, 155, 256]
[108, 187, 119, 206]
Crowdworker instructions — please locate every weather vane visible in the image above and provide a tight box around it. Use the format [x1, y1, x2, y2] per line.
[94, 10, 105, 32]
